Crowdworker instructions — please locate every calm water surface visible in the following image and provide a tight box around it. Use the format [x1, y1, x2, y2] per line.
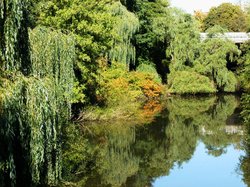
[62, 95, 248, 187]
[1, 95, 249, 187]
[154, 143, 245, 187]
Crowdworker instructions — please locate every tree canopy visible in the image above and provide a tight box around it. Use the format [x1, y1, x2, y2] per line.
[203, 3, 247, 32]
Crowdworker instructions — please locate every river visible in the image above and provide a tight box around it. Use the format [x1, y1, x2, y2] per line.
[0, 94, 249, 187]
[61, 94, 248, 187]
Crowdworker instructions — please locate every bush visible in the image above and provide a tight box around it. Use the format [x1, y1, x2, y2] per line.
[136, 63, 162, 84]
[168, 71, 216, 94]
[222, 71, 238, 92]
[79, 63, 164, 121]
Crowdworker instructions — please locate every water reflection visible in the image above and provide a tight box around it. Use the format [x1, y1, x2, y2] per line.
[62, 95, 246, 187]
[240, 94, 250, 186]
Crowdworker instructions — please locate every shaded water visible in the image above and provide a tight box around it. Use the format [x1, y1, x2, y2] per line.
[1, 95, 250, 186]
[62, 95, 247, 187]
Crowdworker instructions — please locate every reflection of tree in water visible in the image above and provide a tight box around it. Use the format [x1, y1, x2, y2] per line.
[62, 122, 140, 187]
[62, 95, 242, 187]
[240, 94, 250, 187]
[93, 124, 139, 187]
[167, 95, 242, 157]
[198, 95, 242, 157]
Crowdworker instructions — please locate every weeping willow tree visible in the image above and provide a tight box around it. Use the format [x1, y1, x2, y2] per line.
[0, 0, 31, 74]
[108, 2, 139, 67]
[166, 9, 216, 93]
[0, 1, 75, 185]
[166, 9, 200, 72]
[194, 28, 240, 92]
[238, 41, 250, 92]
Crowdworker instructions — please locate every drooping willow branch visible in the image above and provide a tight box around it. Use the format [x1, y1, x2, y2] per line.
[0, 0, 75, 185]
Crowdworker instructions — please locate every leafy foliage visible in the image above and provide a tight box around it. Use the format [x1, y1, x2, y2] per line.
[166, 14, 240, 94]
[203, 3, 247, 32]
[0, 0, 31, 74]
[194, 10, 207, 31]
[136, 63, 162, 83]
[194, 37, 240, 92]
[166, 9, 200, 72]
[34, 0, 114, 103]
[78, 63, 164, 121]
[127, 0, 171, 80]
[168, 70, 216, 94]
[109, 2, 139, 65]
[237, 41, 250, 92]
[35, 0, 142, 104]
[0, 21, 75, 186]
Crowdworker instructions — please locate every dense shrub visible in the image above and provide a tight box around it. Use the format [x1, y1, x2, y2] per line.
[168, 71, 216, 94]
[137, 63, 162, 84]
[98, 63, 164, 106]
[78, 63, 164, 121]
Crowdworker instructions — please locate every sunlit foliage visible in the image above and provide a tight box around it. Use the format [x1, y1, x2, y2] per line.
[78, 63, 164, 121]
[238, 41, 250, 92]
[109, 2, 139, 66]
[203, 3, 247, 32]
[0, 5, 75, 184]
[166, 9, 200, 72]
[194, 34, 240, 92]
[168, 71, 216, 94]
[0, 0, 31, 74]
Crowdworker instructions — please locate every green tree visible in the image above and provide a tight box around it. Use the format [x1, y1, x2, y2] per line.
[109, 2, 139, 66]
[237, 41, 250, 92]
[35, 0, 116, 103]
[166, 9, 200, 72]
[166, 10, 216, 94]
[194, 29, 240, 92]
[0, 1, 75, 186]
[203, 3, 247, 32]
[0, 0, 31, 74]
[35, 0, 140, 104]
[123, 0, 172, 81]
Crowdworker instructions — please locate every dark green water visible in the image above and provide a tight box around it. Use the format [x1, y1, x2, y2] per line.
[1, 95, 250, 187]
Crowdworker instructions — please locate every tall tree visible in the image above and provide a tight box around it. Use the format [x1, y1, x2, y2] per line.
[123, 0, 172, 82]
[166, 9, 200, 72]
[0, 0, 31, 74]
[194, 31, 240, 92]
[237, 41, 250, 92]
[0, 1, 75, 186]
[36, 0, 140, 104]
[203, 3, 247, 32]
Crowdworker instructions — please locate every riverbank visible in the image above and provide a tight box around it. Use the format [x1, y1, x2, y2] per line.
[76, 99, 166, 124]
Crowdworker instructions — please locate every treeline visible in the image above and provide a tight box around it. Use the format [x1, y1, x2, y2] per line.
[195, 3, 250, 32]
[27, 1, 250, 110]
[2, 1, 250, 115]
